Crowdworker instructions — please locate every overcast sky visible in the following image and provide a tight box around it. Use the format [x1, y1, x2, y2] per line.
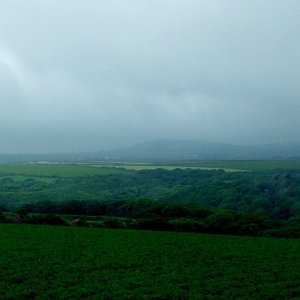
[0, 0, 299, 153]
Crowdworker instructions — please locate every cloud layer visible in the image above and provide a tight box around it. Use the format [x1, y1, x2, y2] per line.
[0, 0, 300, 152]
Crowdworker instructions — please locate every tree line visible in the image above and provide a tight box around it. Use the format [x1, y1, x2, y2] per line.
[1, 199, 300, 238]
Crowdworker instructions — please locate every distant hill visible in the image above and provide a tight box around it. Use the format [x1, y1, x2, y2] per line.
[1, 139, 300, 163]
[96, 139, 300, 161]
[0, 152, 98, 164]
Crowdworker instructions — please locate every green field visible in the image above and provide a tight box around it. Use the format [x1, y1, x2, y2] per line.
[1, 160, 299, 180]
[82, 160, 300, 171]
[1, 223, 300, 299]
[173, 160, 300, 171]
[0, 164, 131, 178]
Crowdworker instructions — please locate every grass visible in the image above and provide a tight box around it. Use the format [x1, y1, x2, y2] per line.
[5, 175, 56, 183]
[1, 223, 300, 299]
[0, 163, 244, 179]
[69, 160, 300, 172]
[1, 160, 300, 178]
[76, 160, 300, 171]
[0, 164, 131, 178]
[167, 160, 300, 171]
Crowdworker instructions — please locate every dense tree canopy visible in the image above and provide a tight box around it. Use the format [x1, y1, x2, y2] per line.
[1, 168, 300, 222]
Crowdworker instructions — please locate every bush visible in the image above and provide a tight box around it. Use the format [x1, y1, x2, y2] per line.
[28, 214, 67, 226]
[263, 226, 300, 238]
[204, 210, 237, 233]
[136, 218, 175, 231]
[168, 218, 203, 232]
[102, 218, 126, 229]
[69, 218, 87, 227]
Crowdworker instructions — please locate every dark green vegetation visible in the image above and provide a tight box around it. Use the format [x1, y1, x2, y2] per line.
[1, 205, 281, 237]
[1, 163, 300, 220]
[1, 162, 300, 237]
[0, 164, 131, 177]
[2, 162, 300, 298]
[1, 223, 300, 299]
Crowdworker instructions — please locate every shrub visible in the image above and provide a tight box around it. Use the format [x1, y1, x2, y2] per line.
[28, 214, 66, 226]
[136, 218, 174, 231]
[102, 218, 126, 229]
[168, 218, 203, 232]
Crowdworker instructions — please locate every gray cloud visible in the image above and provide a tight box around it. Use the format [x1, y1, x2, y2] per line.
[0, 0, 299, 152]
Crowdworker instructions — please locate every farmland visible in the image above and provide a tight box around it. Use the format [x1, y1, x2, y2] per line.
[1, 160, 300, 180]
[1, 162, 300, 298]
[2, 162, 300, 224]
[1, 160, 300, 181]
[55, 159, 300, 172]
[173, 160, 300, 171]
[0, 162, 243, 178]
[0, 164, 131, 178]
[1, 223, 300, 299]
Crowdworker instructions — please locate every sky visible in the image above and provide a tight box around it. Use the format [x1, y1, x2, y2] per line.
[0, 0, 300, 153]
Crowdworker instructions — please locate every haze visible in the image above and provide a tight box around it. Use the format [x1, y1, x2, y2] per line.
[0, 0, 299, 153]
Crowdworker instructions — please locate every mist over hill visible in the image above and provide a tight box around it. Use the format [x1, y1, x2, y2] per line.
[96, 140, 300, 161]
[1, 139, 300, 163]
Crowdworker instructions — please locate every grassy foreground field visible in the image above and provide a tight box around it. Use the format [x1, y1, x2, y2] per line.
[1, 224, 300, 299]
